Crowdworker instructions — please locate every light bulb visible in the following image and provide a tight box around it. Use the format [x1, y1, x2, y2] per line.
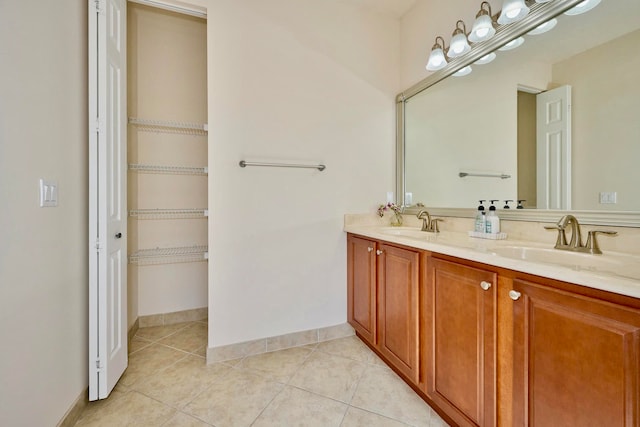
[564, 0, 601, 16]
[426, 39, 448, 71]
[428, 51, 446, 69]
[497, 0, 530, 25]
[475, 52, 497, 65]
[469, 4, 496, 43]
[528, 18, 557, 35]
[506, 9, 520, 18]
[498, 36, 524, 51]
[453, 66, 472, 77]
[447, 22, 471, 58]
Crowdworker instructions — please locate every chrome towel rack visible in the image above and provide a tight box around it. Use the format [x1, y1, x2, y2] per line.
[239, 160, 326, 171]
[459, 172, 511, 179]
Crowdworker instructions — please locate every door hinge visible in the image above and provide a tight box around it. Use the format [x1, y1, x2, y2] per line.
[95, 239, 103, 251]
[94, 0, 104, 14]
[96, 359, 103, 370]
[94, 118, 103, 134]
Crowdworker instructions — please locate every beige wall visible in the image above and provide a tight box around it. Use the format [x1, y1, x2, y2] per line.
[203, 0, 400, 348]
[0, 1, 88, 426]
[552, 29, 640, 211]
[127, 3, 208, 321]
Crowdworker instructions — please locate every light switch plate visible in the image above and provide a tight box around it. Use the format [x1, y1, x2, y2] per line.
[386, 192, 394, 203]
[405, 192, 413, 205]
[40, 179, 58, 207]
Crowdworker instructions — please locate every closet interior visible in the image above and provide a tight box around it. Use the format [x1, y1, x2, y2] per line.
[127, 2, 208, 327]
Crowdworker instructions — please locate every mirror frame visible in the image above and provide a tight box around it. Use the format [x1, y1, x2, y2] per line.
[396, 0, 640, 227]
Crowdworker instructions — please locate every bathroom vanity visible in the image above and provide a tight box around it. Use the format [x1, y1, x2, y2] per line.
[345, 221, 640, 427]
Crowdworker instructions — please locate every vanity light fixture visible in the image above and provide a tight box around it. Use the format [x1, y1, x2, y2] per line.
[498, 36, 525, 51]
[453, 65, 472, 77]
[469, 2, 496, 43]
[497, 0, 530, 25]
[426, 36, 448, 71]
[447, 21, 471, 58]
[564, 0, 601, 16]
[474, 52, 497, 65]
[528, 18, 558, 35]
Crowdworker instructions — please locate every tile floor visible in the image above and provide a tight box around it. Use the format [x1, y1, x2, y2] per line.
[75, 321, 449, 427]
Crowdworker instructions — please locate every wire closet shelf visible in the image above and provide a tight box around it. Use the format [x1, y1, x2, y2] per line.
[128, 245, 209, 266]
[128, 117, 208, 136]
[128, 208, 208, 220]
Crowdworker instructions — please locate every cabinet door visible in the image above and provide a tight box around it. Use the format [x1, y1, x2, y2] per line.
[347, 235, 377, 344]
[424, 257, 496, 427]
[377, 244, 420, 383]
[512, 279, 640, 427]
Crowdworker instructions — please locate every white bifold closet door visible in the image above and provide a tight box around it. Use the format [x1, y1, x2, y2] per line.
[88, 0, 128, 401]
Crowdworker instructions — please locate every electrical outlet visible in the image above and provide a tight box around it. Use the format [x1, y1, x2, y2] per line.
[599, 192, 617, 204]
[39, 179, 58, 207]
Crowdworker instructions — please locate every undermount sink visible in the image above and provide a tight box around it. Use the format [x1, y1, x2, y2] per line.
[379, 227, 431, 239]
[491, 246, 640, 280]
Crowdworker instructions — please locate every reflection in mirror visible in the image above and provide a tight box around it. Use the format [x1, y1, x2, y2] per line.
[402, 0, 640, 212]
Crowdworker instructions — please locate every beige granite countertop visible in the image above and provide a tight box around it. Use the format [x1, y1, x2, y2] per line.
[344, 214, 640, 299]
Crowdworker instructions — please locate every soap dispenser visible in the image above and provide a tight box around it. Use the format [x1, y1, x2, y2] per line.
[486, 200, 500, 234]
[475, 200, 486, 232]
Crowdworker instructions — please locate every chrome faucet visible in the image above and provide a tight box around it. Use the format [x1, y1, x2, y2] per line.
[545, 215, 617, 254]
[417, 210, 442, 233]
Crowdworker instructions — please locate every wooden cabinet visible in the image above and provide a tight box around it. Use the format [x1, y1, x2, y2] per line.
[511, 278, 640, 427]
[377, 243, 420, 383]
[347, 232, 640, 427]
[347, 235, 420, 382]
[347, 235, 377, 344]
[423, 256, 497, 427]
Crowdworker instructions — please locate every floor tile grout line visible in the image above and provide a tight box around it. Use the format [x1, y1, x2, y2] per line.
[134, 321, 198, 344]
[247, 384, 288, 426]
[282, 343, 318, 386]
[124, 350, 192, 392]
[286, 382, 357, 407]
[178, 358, 240, 418]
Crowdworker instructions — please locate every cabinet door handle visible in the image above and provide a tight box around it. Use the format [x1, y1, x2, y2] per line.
[509, 290, 522, 301]
[367, 247, 373, 252]
[376, 249, 384, 256]
[480, 281, 492, 291]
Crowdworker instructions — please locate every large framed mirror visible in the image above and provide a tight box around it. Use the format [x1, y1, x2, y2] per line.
[396, 0, 640, 226]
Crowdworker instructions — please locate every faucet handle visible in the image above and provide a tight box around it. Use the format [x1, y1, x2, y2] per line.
[544, 224, 568, 247]
[430, 218, 443, 233]
[585, 230, 617, 254]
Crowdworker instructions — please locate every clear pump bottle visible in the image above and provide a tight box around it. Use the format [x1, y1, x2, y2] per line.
[486, 200, 500, 234]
